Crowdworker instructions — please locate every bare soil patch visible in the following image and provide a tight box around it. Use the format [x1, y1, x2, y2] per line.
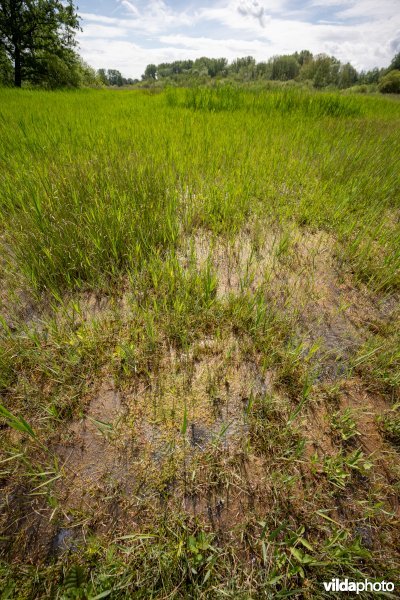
[181, 225, 398, 381]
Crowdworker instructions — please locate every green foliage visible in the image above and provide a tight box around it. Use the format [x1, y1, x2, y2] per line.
[378, 69, 400, 93]
[388, 51, 400, 71]
[177, 86, 245, 112]
[5, 164, 177, 291]
[106, 68, 124, 86]
[27, 50, 81, 88]
[322, 449, 373, 488]
[77, 59, 102, 87]
[354, 326, 400, 391]
[338, 62, 358, 89]
[144, 63, 157, 80]
[331, 408, 360, 441]
[166, 86, 364, 118]
[297, 49, 313, 65]
[0, 0, 80, 87]
[379, 406, 400, 448]
[97, 68, 134, 87]
[196, 56, 227, 77]
[97, 68, 108, 85]
[139, 49, 400, 94]
[0, 44, 12, 85]
[63, 565, 87, 598]
[358, 67, 383, 84]
[270, 55, 300, 81]
[187, 531, 218, 577]
[229, 55, 256, 77]
[0, 341, 15, 390]
[300, 54, 340, 88]
[0, 403, 36, 439]
[141, 50, 363, 90]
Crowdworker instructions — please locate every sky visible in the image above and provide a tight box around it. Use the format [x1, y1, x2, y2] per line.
[76, 0, 400, 78]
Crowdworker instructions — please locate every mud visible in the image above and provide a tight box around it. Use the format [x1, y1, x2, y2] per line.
[57, 380, 136, 511]
[180, 226, 398, 382]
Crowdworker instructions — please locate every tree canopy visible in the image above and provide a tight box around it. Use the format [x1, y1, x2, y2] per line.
[378, 70, 400, 94]
[0, 0, 80, 87]
[97, 68, 135, 86]
[388, 52, 400, 72]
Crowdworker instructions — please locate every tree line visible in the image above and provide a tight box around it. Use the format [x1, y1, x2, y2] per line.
[97, 69, 137, 87]
[141, 52, 400, 92]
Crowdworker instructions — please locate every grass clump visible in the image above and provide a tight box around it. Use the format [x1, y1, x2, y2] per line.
[379, 406, 400, 448]
[3, 165, 178, 292]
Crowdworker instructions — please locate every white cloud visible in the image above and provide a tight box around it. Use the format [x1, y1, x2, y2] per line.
[120, 0, 140, 17]
[237, 2, 267, 27]
[389, 30, 400, 53]
[198, 1, 269, 32]
[334, 0, 397, 19]
[158, 34, 273, 58]
[114, 0, 195, 32]
[78, 0, 400, 77]
[79, 37, 230, 78]
[80, 24, 128, 39]
[236, 0, 285, 26]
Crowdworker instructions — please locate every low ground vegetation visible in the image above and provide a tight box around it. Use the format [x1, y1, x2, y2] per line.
[0, 87, 399, 598]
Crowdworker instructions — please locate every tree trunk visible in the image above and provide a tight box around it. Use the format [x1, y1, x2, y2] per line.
[14, 46, 22, 87]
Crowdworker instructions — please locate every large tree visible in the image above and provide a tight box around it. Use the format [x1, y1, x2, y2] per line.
[0, 0, 80, 87]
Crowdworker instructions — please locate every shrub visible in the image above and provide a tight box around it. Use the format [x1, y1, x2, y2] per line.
[378, 70, 400, 94]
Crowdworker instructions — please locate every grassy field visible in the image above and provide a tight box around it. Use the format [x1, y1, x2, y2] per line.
[0, 86, 399, 599]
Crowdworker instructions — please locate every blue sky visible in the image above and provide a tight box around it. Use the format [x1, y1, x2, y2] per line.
[76, 0, 400, 77]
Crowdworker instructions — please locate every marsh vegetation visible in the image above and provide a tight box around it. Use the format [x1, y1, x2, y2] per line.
[0, 86, 399, 598]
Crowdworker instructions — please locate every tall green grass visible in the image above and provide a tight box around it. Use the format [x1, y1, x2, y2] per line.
[0, 86, 399, 294]
[168, 86, 367, 117]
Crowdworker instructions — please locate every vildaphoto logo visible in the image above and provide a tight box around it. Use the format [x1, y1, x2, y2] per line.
[322, 578, 395, 594]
